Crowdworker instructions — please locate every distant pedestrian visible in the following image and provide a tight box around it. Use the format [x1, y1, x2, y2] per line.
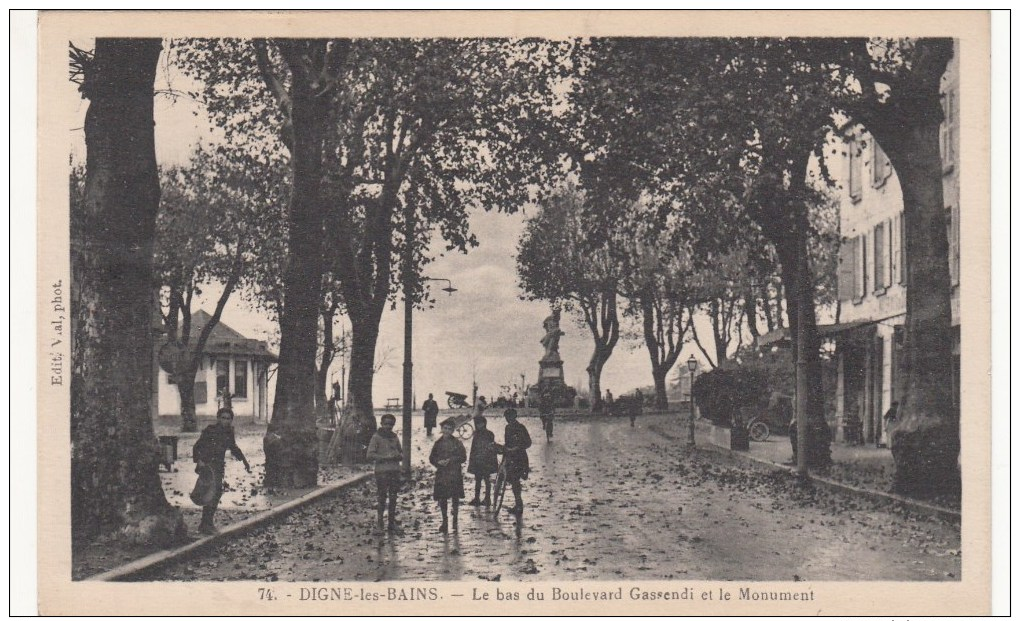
[881, 401, 899, 448]
[538, 392, 554, 441]
[475, 395, 488, 416]
[604, 389, 614, 416]
[192, 408, 250, 535]
[497, 408, 532, 516]
[430, 417, 467, 533]
[365, 413, 403, 533]
[423, 393, 439, 436]
[629, 389, 643, 427]
[467, 416, 498, 507]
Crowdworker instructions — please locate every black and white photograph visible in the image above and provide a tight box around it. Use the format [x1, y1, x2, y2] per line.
[28, 9, 996, 616]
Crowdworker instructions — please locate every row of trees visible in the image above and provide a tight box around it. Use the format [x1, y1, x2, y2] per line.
[174, 38, 572, 484]
[69, 35, 957, 546]
[516, 186, 832, 412]
[71, 37, 573, 541]
[516, 38, 958, 496]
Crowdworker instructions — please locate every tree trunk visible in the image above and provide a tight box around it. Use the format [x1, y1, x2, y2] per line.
[776, 231, 832, 469]
[335, 314, 380, 464]
[583, 291, 619, 413]
[638, 292, 671, 411]
[586, 348, 607, 412]
[70, 38, 185, 546]
[864, 38, 958, 500]
[710, 299, 728, 366]
[882, 120, 957, 499]
[175, 363, 199, 432]
[263, 46, 329, 489]
[744, 290, 761, 340]
[651, 366, 669, 411]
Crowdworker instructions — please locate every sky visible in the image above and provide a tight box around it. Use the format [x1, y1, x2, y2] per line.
[68, 44, 715, 409]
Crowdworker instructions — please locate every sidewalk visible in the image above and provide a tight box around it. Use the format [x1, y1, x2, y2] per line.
[648, 415, 960, 521]
[74, 417, 368, 580]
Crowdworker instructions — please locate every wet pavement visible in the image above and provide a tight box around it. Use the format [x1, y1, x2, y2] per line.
[144, 414, 961, 582]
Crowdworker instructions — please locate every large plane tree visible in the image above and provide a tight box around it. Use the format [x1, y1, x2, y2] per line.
[70, 38, 185, 544]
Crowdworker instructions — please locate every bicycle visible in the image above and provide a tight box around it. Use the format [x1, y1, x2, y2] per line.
[491, 455, 508, 515]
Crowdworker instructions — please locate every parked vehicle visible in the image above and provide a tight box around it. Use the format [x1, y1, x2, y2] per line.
[446, 391, 471, 409]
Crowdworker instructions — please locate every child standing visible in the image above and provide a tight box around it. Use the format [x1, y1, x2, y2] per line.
[467, 416, 498, 507]
[430, 417, 467, 533]
[365, 413, 403, 533]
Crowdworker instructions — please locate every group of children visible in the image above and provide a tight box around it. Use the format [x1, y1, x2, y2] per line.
[366, 409, 533, 534]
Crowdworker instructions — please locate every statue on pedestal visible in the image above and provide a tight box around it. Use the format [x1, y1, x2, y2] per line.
[530, 307, 574, 408]
[540, 309, 565, 363]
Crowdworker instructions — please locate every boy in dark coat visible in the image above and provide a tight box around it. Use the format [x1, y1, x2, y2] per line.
[365, 413, 403, 532]
[430, 417, 467, 533]
[467, 416, 498, 506]
[497, 408, 532, 516]
[193, 408, 250, 535]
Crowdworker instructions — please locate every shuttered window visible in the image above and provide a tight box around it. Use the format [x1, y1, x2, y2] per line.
[848, 139, 863, 201]
[948, 205, 960, 286]
[898, 213, 907, 284]
[873, 222, 887, 291]
[855, 234, 867, 301]
[234, 359, 248, 398]
[871, 139, 893, 187]
[838, 238, 855, 302]
[890, 216, 900, 285]
[940, 90, 957, 173]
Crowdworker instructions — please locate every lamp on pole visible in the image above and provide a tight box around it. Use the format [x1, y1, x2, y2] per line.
[401, 275, 456, 477]
[686, 354, 698, 447]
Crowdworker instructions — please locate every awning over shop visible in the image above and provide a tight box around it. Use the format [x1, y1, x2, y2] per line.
[755, 320, 875, 349]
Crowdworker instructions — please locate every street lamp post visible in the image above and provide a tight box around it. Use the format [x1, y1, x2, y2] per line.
[686, 355, 698, 446]
[401, 275, 456, 477]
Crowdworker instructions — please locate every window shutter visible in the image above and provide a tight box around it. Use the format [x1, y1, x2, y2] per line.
[838, 239, 855, 302]
[889, 216, 898, 285]
[871, 139, 891, 188]
[898, 213, 907, 284]
[887, 218, 895, 287]
[949, 205, 960, 286]
[941, 91, 956, 172]
[950, 203, 958, 285]
[195, 381, 208, 405]
[859, 234, 867, 298]
[873, 223, 886, 291]
[849, 139, 863, 200]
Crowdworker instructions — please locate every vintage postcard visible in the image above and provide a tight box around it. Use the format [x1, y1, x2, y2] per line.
[35, 10, 992, 616]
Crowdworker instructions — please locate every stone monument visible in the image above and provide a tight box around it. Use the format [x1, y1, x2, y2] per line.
[537, 308, 566, 386]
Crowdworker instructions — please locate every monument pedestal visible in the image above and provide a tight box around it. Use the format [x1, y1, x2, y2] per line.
[538, 359, 565, 385]
[530, 360, 571, 407]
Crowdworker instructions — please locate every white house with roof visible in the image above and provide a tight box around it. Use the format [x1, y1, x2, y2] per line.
[156, 310, 276, 420]
[828, 42, 961, 446]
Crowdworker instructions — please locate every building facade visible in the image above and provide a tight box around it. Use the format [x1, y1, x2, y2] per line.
[831, 42, 961, 446]
[156, 310, 276, 420]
